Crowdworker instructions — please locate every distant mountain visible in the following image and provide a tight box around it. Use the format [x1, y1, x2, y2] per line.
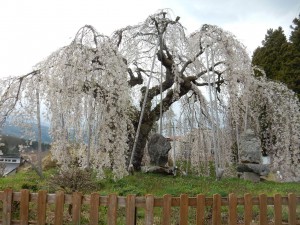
[0, 122, 51, 144]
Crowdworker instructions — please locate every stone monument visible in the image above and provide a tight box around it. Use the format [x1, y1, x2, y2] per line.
[237, 129, 269, 182]
[142, 133, 173, 175]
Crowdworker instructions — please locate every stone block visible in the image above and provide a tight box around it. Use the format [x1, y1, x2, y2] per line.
[148, 133, 171, 166]
[239, 129, 262, 164]
[243, 172, 260, 183]
[237, 163, 270, 176]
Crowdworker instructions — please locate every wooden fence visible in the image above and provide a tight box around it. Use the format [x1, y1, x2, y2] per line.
[0, 189, 299, 224]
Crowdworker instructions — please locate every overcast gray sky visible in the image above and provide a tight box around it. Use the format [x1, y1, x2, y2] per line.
[0, 0, 299, 78]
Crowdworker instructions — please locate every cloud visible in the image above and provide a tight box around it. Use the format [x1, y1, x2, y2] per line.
[0, 0, 299, 77]
[0, 0, 163, 77]
[162, 0, 300, 54]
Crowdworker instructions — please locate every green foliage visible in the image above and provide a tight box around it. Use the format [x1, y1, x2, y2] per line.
[252, 27, 287, 80]
[252, 14, 300, 99]
[21, 183, 38, 192]
[290, 13, 300, 50]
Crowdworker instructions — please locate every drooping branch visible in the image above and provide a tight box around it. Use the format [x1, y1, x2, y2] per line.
[180, 49, 204, 74]
[0, 70, 40, 125]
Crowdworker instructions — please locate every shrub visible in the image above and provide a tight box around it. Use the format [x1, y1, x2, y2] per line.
[21, 183, 38, 192]
[48, 166, 98, 193]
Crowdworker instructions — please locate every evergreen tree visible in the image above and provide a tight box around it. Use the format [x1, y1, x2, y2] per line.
[287, 14, 300, 98]
[279, 43, 300, 98]
[290, 14, 300, 50]
[252, 15, 300, 99]
[252, 27, 287, 80]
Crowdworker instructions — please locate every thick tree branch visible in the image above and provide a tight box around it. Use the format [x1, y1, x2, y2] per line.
[127, 68, 143, 87]
[149, 74, 195, 122]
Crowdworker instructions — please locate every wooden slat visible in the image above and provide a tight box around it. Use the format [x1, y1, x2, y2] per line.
[228, 193, 237, 225]
[274, 194, 282, 225]
[288, 193, 296, 225]
[54, 191, 65, 225]
[107, 194, 117, 225]
[212, 194, 221, 225]
[20, 189, 30, 225]
[180, 194, 189, 225]
[259, 194, 268, 225]
[126, 194, 136, 225]
[162, 194, 172, 225]
[72, 192, 82, 225]
[145, 194, 154, 225]
[37, 190, 47, 225]
[196, 194, 205, 225]
[89, 192, 100, 225]
[244, 193, 252, 225]
[3, 189, 13, 225]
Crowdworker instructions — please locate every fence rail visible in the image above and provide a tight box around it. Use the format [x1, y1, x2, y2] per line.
[0, 189, 299, 224]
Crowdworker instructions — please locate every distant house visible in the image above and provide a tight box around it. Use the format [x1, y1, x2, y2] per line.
[0, 154, 22, 176]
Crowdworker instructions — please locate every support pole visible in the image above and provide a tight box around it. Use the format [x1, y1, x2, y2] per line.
[159, 34, 164, 135]
[205, 47, 218, 178]
[128, 40, 159, 172]
[36, 85, 43, 178]
[211, 48, 220, 168]
[172, 121, 177, 176]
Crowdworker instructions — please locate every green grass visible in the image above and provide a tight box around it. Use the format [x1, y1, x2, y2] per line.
[1, 168, 299, 197]
[104, 172, 300, 197]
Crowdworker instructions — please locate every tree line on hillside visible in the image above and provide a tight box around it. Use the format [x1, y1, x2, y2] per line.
[0, 135, 50, 156]
[252, 14, 300, 99]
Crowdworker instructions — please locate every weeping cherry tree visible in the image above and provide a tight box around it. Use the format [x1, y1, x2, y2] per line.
[0, 9, 299, 180]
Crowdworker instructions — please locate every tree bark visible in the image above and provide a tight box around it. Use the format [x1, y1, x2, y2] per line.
[129, 67, 194, 170]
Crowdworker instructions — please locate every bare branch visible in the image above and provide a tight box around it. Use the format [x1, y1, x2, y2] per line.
[180, 49, 204, 74]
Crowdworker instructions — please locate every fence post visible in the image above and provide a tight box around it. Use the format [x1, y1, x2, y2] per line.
[20, 189, 30, 225]
[145, 194, 154, 225]
[180, 194, 189, 225]
[89, 192, 100, 225]
[126, 194, 136, 225]
[3, 189, 13, 225]
[273, 194, 282, 225]
[54, 190, 65, 225]
[244, 193, 252, 225]
[107, 194, 117, 225]
[196, 194, 205, 225]
[228, 193, 237, 225]
[162, 194, 172, 225]
[259, 194, 268, 225]
[72, 192, 82, 225]
[288, 193, 296, 225]
[37, 190, 47, 225]
[212, 194, 221, 225]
